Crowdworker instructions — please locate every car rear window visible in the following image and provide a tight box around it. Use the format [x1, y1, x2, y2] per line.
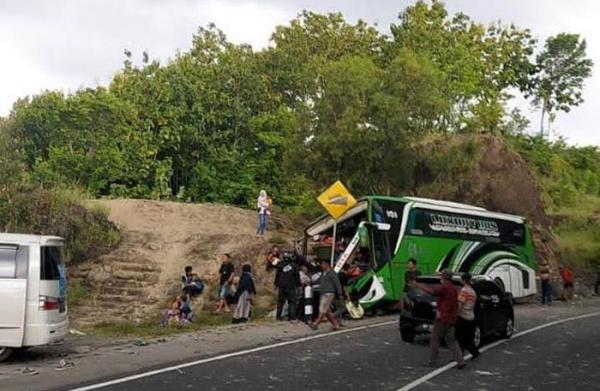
[41, 246, 63, 281]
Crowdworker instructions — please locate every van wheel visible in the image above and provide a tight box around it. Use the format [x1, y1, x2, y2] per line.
[0, 347, 13, 362]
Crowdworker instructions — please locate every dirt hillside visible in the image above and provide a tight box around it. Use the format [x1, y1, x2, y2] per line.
[70, 199, 297, 327]
[415, 135, 559, 266]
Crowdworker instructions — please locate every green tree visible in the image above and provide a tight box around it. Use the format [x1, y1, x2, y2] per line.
[389, 1, 536, 133]
[533, 33, 593, 135]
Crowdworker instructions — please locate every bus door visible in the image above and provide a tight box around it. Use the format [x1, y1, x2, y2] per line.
[371, 228, 394, 298]
[0, 245, 27, 348]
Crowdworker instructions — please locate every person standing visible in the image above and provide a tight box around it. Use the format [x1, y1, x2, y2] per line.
[595, 265, 600, 296]
[409, 269, 464, 369]
[559, 265, 574, 301]
[456, 273, 480, 359]
[256, 190, 270, 237]
[215, 254, 235, 313]
[540, 261, 552, 305]
[309, 259, 343, 331]
[232, 264, 256, 323]
[404, 259, 422, 290]
[274, 255, 300, 321]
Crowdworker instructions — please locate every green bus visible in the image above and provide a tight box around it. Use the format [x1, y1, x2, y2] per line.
[303, 196, 537, 310]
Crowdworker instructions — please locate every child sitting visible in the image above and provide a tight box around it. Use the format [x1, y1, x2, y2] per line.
[179, 295, 193, 323]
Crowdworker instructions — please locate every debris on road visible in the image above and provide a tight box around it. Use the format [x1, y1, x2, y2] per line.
[73, 346, 91, 354]
[56, 359, 75, 371]
[69, 329, 87, 336]
[20, 367, 40, 376]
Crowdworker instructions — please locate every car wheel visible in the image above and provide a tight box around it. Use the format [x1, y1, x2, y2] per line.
[400, 326, 416, 343]
[0, 347, 13, 362]
[502, 316, 514, 339]
[399, 317, 416, 343]
[473, 324, 482, 348]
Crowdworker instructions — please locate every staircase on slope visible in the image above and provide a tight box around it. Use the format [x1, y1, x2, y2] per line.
[69, 231, 163, 328]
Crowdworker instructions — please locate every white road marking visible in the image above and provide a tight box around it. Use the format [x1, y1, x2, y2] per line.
[396, 311, 600, 391]
[67, 320, 397, 391]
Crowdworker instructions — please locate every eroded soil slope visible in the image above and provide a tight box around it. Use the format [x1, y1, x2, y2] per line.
[70, 199, 296, 327]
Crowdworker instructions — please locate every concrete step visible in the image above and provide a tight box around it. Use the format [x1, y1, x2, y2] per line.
[112, 269, 160, 283]
[98, 285, 147, 296]
[109, 261, 158, 273]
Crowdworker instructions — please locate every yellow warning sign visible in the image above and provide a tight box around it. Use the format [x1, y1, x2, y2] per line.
[317, 181, 357, 220]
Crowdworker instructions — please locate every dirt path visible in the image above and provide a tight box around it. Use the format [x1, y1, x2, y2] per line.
[70, 199, 296, 327]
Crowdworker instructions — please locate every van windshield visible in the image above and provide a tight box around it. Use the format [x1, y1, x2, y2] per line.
[41, 246, 63, 281]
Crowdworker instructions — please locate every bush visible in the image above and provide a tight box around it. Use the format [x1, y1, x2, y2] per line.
[0, 184, 120, 265]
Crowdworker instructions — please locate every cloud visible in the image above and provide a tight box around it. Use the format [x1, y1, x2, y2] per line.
[0, 0, 598, 145]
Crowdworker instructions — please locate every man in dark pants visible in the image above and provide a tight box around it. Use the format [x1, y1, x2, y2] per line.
[540, 261, 552, 305]
[456, 273, 480, 358]
[409, 269, 465, 369]
[274, 256, 300, 321]
[595, 265, 600, 296]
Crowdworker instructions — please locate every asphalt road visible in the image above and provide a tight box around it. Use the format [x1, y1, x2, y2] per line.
[70, 309, 600, 391]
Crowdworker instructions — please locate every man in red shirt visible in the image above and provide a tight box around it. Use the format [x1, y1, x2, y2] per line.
[410, 269, 465, 369]
[559, 266, 574, 301]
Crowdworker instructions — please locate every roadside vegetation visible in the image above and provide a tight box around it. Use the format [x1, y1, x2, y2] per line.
[90, 307, 272, 338]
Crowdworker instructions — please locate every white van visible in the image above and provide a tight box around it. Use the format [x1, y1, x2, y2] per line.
[0, 234, 69, 361]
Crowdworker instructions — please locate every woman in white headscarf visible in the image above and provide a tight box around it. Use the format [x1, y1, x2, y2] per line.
[256, 190, 269, 236]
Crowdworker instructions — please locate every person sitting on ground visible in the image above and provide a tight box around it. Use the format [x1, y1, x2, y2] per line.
[310, 258, 343, 331]
[215, 254, 235, 313]
[266, 245, 281, 271]
[182, 266, 204, 298]
[160, 297, 182, 327]
[179, 294, 193, 323]
[233, 264, 256, 324]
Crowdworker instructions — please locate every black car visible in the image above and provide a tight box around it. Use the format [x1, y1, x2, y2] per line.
[399, 275, 514, 347]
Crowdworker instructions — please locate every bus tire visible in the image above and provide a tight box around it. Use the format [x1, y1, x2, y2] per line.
[0, 347, 13, 362]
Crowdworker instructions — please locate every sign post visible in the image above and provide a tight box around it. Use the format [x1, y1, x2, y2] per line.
[317, 181, 357, 266]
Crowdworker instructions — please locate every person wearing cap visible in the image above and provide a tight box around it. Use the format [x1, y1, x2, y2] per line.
[456, 273, 479, 359]
[408, 269, 465, 369]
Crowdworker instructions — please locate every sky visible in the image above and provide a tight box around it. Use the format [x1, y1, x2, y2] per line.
[1, 0, 598, 145]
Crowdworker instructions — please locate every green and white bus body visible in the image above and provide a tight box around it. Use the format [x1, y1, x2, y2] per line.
[303, 196, 537, 310]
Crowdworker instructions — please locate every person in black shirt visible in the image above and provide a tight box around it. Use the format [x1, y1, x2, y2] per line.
[215, 254, 235, 313]
[404, 259, 422, 292]
[275, 255, 301, 321]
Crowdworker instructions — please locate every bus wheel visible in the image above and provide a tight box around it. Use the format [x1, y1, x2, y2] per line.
[0, 347, 13, 362]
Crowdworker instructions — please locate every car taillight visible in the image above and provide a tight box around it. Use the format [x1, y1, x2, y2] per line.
[39, 295, 60, 311]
